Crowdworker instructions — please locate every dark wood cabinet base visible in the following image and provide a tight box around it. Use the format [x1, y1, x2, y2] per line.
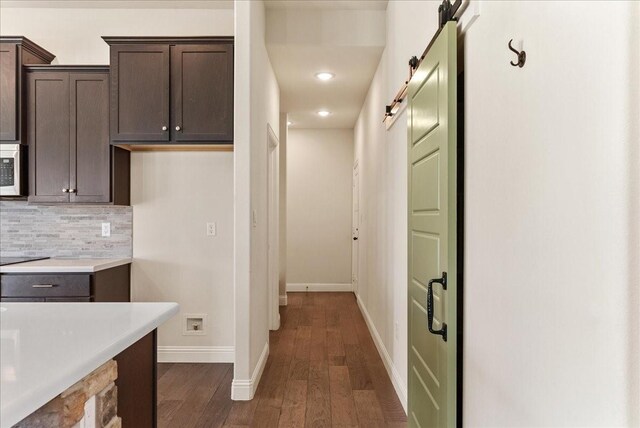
[115, 330, 157, 428]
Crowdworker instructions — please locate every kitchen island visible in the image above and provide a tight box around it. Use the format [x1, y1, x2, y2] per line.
[0, 302, 178, 428]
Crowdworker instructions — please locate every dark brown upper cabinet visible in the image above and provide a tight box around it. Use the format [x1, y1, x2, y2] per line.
[26, 66, 130, 205]
[108, 44, 170, 142]
[0, 37, 55, 144]
[103, 37, 234, 145]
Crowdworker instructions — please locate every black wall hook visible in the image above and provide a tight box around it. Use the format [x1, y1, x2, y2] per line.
[508, 39, 526, 68]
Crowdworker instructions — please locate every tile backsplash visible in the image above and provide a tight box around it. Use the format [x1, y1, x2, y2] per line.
[0, 202, 132, 258]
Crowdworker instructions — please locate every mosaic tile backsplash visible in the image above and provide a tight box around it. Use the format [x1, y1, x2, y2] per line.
[0, 202, 132, 258]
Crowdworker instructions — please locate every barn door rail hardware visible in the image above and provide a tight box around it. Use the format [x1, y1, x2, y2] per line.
[383, 0, 462, 123]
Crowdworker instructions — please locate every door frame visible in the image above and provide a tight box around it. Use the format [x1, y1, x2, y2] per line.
[352, 160, 360, 294]
[267, 125, 280, 331]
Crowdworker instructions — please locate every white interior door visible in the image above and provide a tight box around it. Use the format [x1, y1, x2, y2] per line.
[267, 126, 280, 331]
[352, 162, 359, 294]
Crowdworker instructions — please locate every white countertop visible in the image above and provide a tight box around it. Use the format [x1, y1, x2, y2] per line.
[0, 258, 132, 273]
[0, 302, 178, 428]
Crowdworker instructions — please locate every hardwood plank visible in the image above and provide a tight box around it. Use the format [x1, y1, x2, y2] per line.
[256, 362, 289, 408]
[289, 358, 310, 381]
[294, 326, 312, 360]
[276, 328, 297, 363]
[353, 390, 386, 428]
[194, 366, 234, 428]
[328, 366, 358, 427]
[327, 328, 345, 359]
[309, 327, 327, 362]
[277, 380, 307, 428]
[287, 293, 303, 306]
[250, 405, 280, 427]
[311, 305, 326, 328]
[157, 363, 173, 379]
[369, 362, 407, 423]
[157, 399, 181, 425]
[224, 399, 259, 426]
[305, 359, 331, 428]
[348, 365, 374, 391]
[167, 364, 228, 426]
[299, 305, 314, 327]
[282, 307, 301, 330]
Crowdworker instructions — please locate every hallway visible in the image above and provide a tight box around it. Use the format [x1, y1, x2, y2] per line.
[158, 292, 406, 427]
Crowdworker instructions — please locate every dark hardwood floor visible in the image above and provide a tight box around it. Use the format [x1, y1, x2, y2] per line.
[157, 292, 407, 427]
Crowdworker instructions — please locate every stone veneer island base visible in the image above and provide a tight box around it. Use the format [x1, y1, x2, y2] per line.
[13, 360, 120, 428]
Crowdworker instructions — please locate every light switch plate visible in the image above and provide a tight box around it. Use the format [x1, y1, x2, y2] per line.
[101, 223, 111, 237]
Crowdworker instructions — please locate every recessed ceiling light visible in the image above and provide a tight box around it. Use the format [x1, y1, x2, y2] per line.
[317, 110, 331, 117]
[315, 72, 335, 81]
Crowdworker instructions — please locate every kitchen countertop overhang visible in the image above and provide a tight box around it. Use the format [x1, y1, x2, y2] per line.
[0, 302, 178, 428]
[0, 258, 132, 273]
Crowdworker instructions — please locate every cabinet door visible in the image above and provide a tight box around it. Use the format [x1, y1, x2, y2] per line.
[27, 72, 70, 203]
[0, 43, 18, 141]
[70, 73, 110, 203]
[110, 45, 170, 142]
[171, 44, 233, 142]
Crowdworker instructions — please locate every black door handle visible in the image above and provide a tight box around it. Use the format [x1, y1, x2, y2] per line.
[353, 237, 358, 241]
[427, 272, 447, 342]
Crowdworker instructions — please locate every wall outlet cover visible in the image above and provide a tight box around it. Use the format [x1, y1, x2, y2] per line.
[183, 313, 207, 336]
[206, 222, 217, 236]
[101, 222, 111, 237]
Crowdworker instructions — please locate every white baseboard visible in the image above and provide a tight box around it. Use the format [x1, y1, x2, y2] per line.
[231, 341, 269, 400]
[157, 346, 234, 363]
[356, 294, 408, 413]
[279, 294, 288, 306]
[286, 283, 352, 292]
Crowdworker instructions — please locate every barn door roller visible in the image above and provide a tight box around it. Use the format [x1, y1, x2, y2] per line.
[383, 0, 462, 123]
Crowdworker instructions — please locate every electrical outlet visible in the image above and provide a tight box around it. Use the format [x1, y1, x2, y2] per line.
[206, 222, 217, 236]
[101, 222, 111, 237]
[252, 210, 258, 228]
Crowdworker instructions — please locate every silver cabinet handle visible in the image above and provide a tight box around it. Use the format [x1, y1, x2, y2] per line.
[162, 126, 168, 131]
[175, 126, 181, 131]
[62, 188, 69, 193]
[69, 189, 76, 193]
[32, 284, 55, 288]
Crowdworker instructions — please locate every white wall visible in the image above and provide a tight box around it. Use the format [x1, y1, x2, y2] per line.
[0, 1, 237, 361]
[0, 3, 234, 64]
[463, 1, 639, 425]
[353, 0, 440, 411]
[233, 0, 280, 399]
[131, 152, 234, 358]
[286, 128, 353, 287]
[355, 0, 640, 423]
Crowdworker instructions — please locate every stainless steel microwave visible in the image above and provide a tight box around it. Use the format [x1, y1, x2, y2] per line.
[0, 144, 25, 196]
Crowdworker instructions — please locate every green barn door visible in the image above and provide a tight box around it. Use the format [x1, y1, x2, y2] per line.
[407, 21, 458, 428]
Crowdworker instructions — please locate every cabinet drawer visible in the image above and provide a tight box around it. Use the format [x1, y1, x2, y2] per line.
[46, 297, 91, 302]
[0, 274, 91, 298]
[0, 297, 46, 302]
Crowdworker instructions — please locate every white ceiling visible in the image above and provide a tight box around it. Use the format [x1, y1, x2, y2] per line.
[269, 45, 383, 129]
[266, 2, 387, 129]
[0, 0, 234, 8]
[265, 0, 387, 10]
